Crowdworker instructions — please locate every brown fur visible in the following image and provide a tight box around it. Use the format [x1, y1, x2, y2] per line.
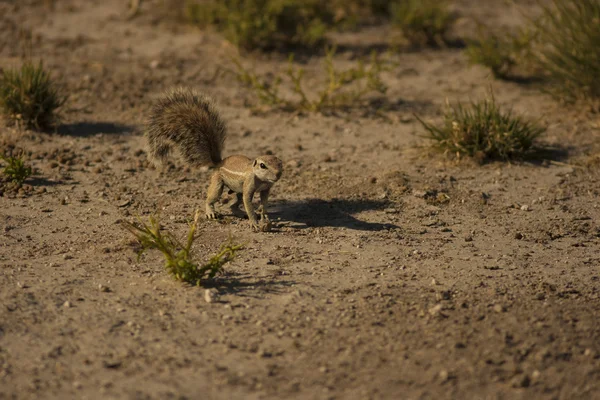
[145, 87, 226, 167]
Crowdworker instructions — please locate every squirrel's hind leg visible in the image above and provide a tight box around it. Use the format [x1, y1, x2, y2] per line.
[229, 193, 246, 219]
[205, 171, 224, 219]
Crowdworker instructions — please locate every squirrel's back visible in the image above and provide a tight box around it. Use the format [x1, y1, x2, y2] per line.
[146, 87, 226, 167]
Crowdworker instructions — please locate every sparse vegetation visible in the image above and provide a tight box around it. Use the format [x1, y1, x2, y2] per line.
[465, 28, 536, 79]
[0, 61, 66, 130]
[390, 0, 453, 47]
[181, 0, 457, 50]
[466, 0, 599, 106]
[416, 94, 545, 162]
[122, 210, 244, 286]
[532, 0, 600, 104]
[1, 153, 32, 184]
[368, 0, 394, 16]
[232, 46, 389, 112]
[185, 0, 334, 50]
[325, 0, 394, 29]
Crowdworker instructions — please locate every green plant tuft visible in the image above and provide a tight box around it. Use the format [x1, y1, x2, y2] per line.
[232, 46, 389, 112]
[1, 153, 32, 184]
[0, 61, 66, 130]
[532, 0, 600, 104]
[416, 93, 546, 162]
[390, 0, 453, 47]
[122, 210, 244, 286]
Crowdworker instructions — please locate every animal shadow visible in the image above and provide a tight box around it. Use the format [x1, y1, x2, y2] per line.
[58, 122, 135, 137]
[271, 198, 398, 231]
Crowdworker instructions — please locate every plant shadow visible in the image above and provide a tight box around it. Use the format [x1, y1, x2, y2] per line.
[270, 198, 398, 231]
[58, 122, 135, 137]
[525, 144, 572, 165]
[28, 176, 64, 187]
[205, 272, 297, 298]
[501, 74, 546, 85]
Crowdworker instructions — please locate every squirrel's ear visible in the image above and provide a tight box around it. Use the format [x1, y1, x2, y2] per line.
[253, 159, 257, 167]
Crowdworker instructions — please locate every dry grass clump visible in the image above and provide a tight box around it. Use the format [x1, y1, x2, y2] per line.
[532, 0, 600, 104]
[466, 0, 600, 107]
[417, 94, 545, 162]
[0, 61, 66, 130]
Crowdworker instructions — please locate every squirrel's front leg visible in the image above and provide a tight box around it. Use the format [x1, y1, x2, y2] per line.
[242, 179, 259, 231]
[258, 188, 271, 222]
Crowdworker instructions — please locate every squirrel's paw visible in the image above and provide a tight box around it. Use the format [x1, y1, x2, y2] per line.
[250, 220, 261, 232]
[250, 219, 272, 232]
[206, 211, 220, 220]
[261, 219, 273, 232]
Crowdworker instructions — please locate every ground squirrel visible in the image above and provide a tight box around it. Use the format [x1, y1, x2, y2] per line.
[145, 87, 283, 231]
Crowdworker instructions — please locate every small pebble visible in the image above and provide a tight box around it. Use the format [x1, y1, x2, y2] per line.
[204, 289, 218, 303]
[439, 370, 449, 381]
[428, 304, 445, 317]
[535, 292, 546, 301]
[511, 374, 531, 388]
[286, 159, 300, 169]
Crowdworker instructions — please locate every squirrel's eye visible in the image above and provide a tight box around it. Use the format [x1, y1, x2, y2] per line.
[259, 163, 267, 169]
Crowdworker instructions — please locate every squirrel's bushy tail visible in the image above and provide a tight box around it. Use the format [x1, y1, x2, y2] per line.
[146, 87, 226, 167]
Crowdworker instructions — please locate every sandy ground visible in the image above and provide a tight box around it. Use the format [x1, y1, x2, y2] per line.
[1, 1, 599, 399]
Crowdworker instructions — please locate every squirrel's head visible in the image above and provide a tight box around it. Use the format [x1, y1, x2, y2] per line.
[253, 155, 283, 183]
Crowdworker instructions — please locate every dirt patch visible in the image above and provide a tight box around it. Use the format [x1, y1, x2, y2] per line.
[1, 1, 599, 399]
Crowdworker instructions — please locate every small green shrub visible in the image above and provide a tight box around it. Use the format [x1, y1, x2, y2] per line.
[122, 210, 244, 286]
[390, 0, 453, 47]
[532, 0, 600, 103]
[326, 0, 395, 29]
[465, 28, 536, 79]
[465, 0, 599, 107]
[1, 153, 32, 184]
[416, 94, 545, 162]
[232, 47, 389, 112]
[368, 0, 394, 16]
[186, 0, 334, 50]
[0, 61, 66, 130]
